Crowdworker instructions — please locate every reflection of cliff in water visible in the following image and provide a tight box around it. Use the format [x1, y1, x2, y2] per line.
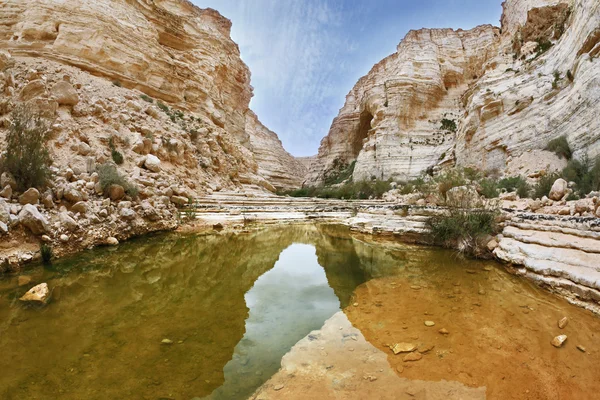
[0, 224, 406, 400]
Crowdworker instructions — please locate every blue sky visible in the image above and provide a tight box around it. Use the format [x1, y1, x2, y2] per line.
[193, 0, 502, 156]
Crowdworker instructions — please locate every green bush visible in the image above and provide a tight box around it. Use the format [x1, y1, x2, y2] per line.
[280, 179, 391, 200]
[479, 178, 499, 198]
[140, 94, 154, 103]
[97, 163, 138, 198]
[498, 176, 530, 198]
[324, 160, 356, 185]
[157, 101, 169, 113]
[1, 106, 51, 191]
[427, 206, 498, 257]
[40, 243, 53, 264]
[535, 38, 552, 57]
[108, 137, 124, 165]
[545, 135, 572, 159]
[562, 156, 600, 197]
[440, 118, 457, 133]
[532, 172, 560, 199]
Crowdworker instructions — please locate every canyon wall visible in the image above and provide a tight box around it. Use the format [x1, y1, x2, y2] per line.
[306, 0, 600, 185]
[0, 0, 303, 192]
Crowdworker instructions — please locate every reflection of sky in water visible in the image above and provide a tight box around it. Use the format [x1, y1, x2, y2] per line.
[205, 244, 341, 400]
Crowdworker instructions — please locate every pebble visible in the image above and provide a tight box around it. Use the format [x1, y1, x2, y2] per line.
[274, 384, 284, 391]
[577, 345, 586, 353]
[353, 302, 359, 307]
[483, 266, 493, 272]
[390, 343, 417, 355]
[418, 344, 435, 354]
[551, 335, 567, 348]
[403, 352, 423, 362]
[424, 321, 435, 327]
[396, 365, 404, 373]
[161, 338, 173, 345]
[439, 328, 449, 335]
[558, 317, 568, 329]
[410, 285, 422, 290]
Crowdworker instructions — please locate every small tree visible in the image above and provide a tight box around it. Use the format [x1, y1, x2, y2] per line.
[1, 106, 51, 191]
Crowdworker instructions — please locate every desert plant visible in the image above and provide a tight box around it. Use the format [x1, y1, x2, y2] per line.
[545, 135, 572, 160]
[108, 137, 124, 165]
[140, 94, 154, 103]
[97, 163, 138, 198]
[479, 178, 499, 198]
[157, 101, 169, 113]
[562, 155, 600, 197]
[532, 172, 560, 199]
[427, 202, 498, 258]
[440, 118, 457, 133]
[40, 243, 53, 264]
[1, 106, 52, 191]
[498, 176, 530, 198]
[435, 169, 466, 199]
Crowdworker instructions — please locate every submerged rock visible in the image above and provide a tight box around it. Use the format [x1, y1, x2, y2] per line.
[390, 343, 417, 355]
[551, 335, 567, 348]
[558, 317, 568, 329]
[403, 352, 423, 362]
[20, 283, 50, 304]
[424, 321, 435, 327]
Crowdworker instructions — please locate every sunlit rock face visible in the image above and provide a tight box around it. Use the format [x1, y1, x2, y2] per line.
[0, 0, 305, 191]
[307, 0, 600, 185]
[245, 111, 307, 191]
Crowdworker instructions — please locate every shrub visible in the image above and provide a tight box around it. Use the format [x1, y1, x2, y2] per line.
[498, 176, 530, 198]
[562, 156, 600, 197]
[108, 137, 124, 165]
[479, 178, 499, 198]
[440, 118, 457, 133]
[280, 179, 391, 200]
[97, 163, 138, 198]
[157, 101, 169, 113]
[545, 135, 572, 159]
[435, 169, 466, 199]
[532, 172, 560, 199]
[324, 160, 356, 185]
[40, 243, 53, 264]
[535, 38, 552, 57]
[1, 106, 52, 191]
[140, 94, 154, 103]
[427, 206, 498, 258]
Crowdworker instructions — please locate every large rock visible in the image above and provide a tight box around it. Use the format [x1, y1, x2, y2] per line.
[63, 187, 83, 203]
[19, 79, 46, 101]
[18, 204, 49, 234]
[119, 208, 136, 220]
[59, 212, 78, 232]
[50, 81, 79, 106]
[549, 179, 569, 201]
[19, 188, 40, 205]
[19, 283, 50, 304]
[108, 184, 125, 201]
[144, 154, 161, 172]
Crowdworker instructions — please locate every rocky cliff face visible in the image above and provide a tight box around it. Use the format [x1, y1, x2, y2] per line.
[0, 0, 304, 266]
[306, 0, 600, 185]
[0, 0, 303, 193]
[245, 111, 307, 190]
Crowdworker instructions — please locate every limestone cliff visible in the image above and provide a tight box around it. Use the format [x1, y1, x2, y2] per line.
[306, 0, 600, 185]
[0, 0, 303, 193]
[245, 111, 307, 191]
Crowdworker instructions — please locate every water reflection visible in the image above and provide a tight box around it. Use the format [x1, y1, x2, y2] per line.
[0, 225, 374, 399]
[206, 244, 341, 399]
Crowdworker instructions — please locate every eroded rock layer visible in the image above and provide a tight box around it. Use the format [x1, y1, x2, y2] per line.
[0, 0, 303, 192]
[307, 0, 600, 185]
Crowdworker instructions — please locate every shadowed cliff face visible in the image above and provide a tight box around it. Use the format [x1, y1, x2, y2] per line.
[0, 225, 391, 399]
[307, 0, 600, 185]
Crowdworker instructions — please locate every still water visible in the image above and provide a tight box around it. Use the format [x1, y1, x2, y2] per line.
[0, 225, 384, 399]
[1, 224, 599, 400]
